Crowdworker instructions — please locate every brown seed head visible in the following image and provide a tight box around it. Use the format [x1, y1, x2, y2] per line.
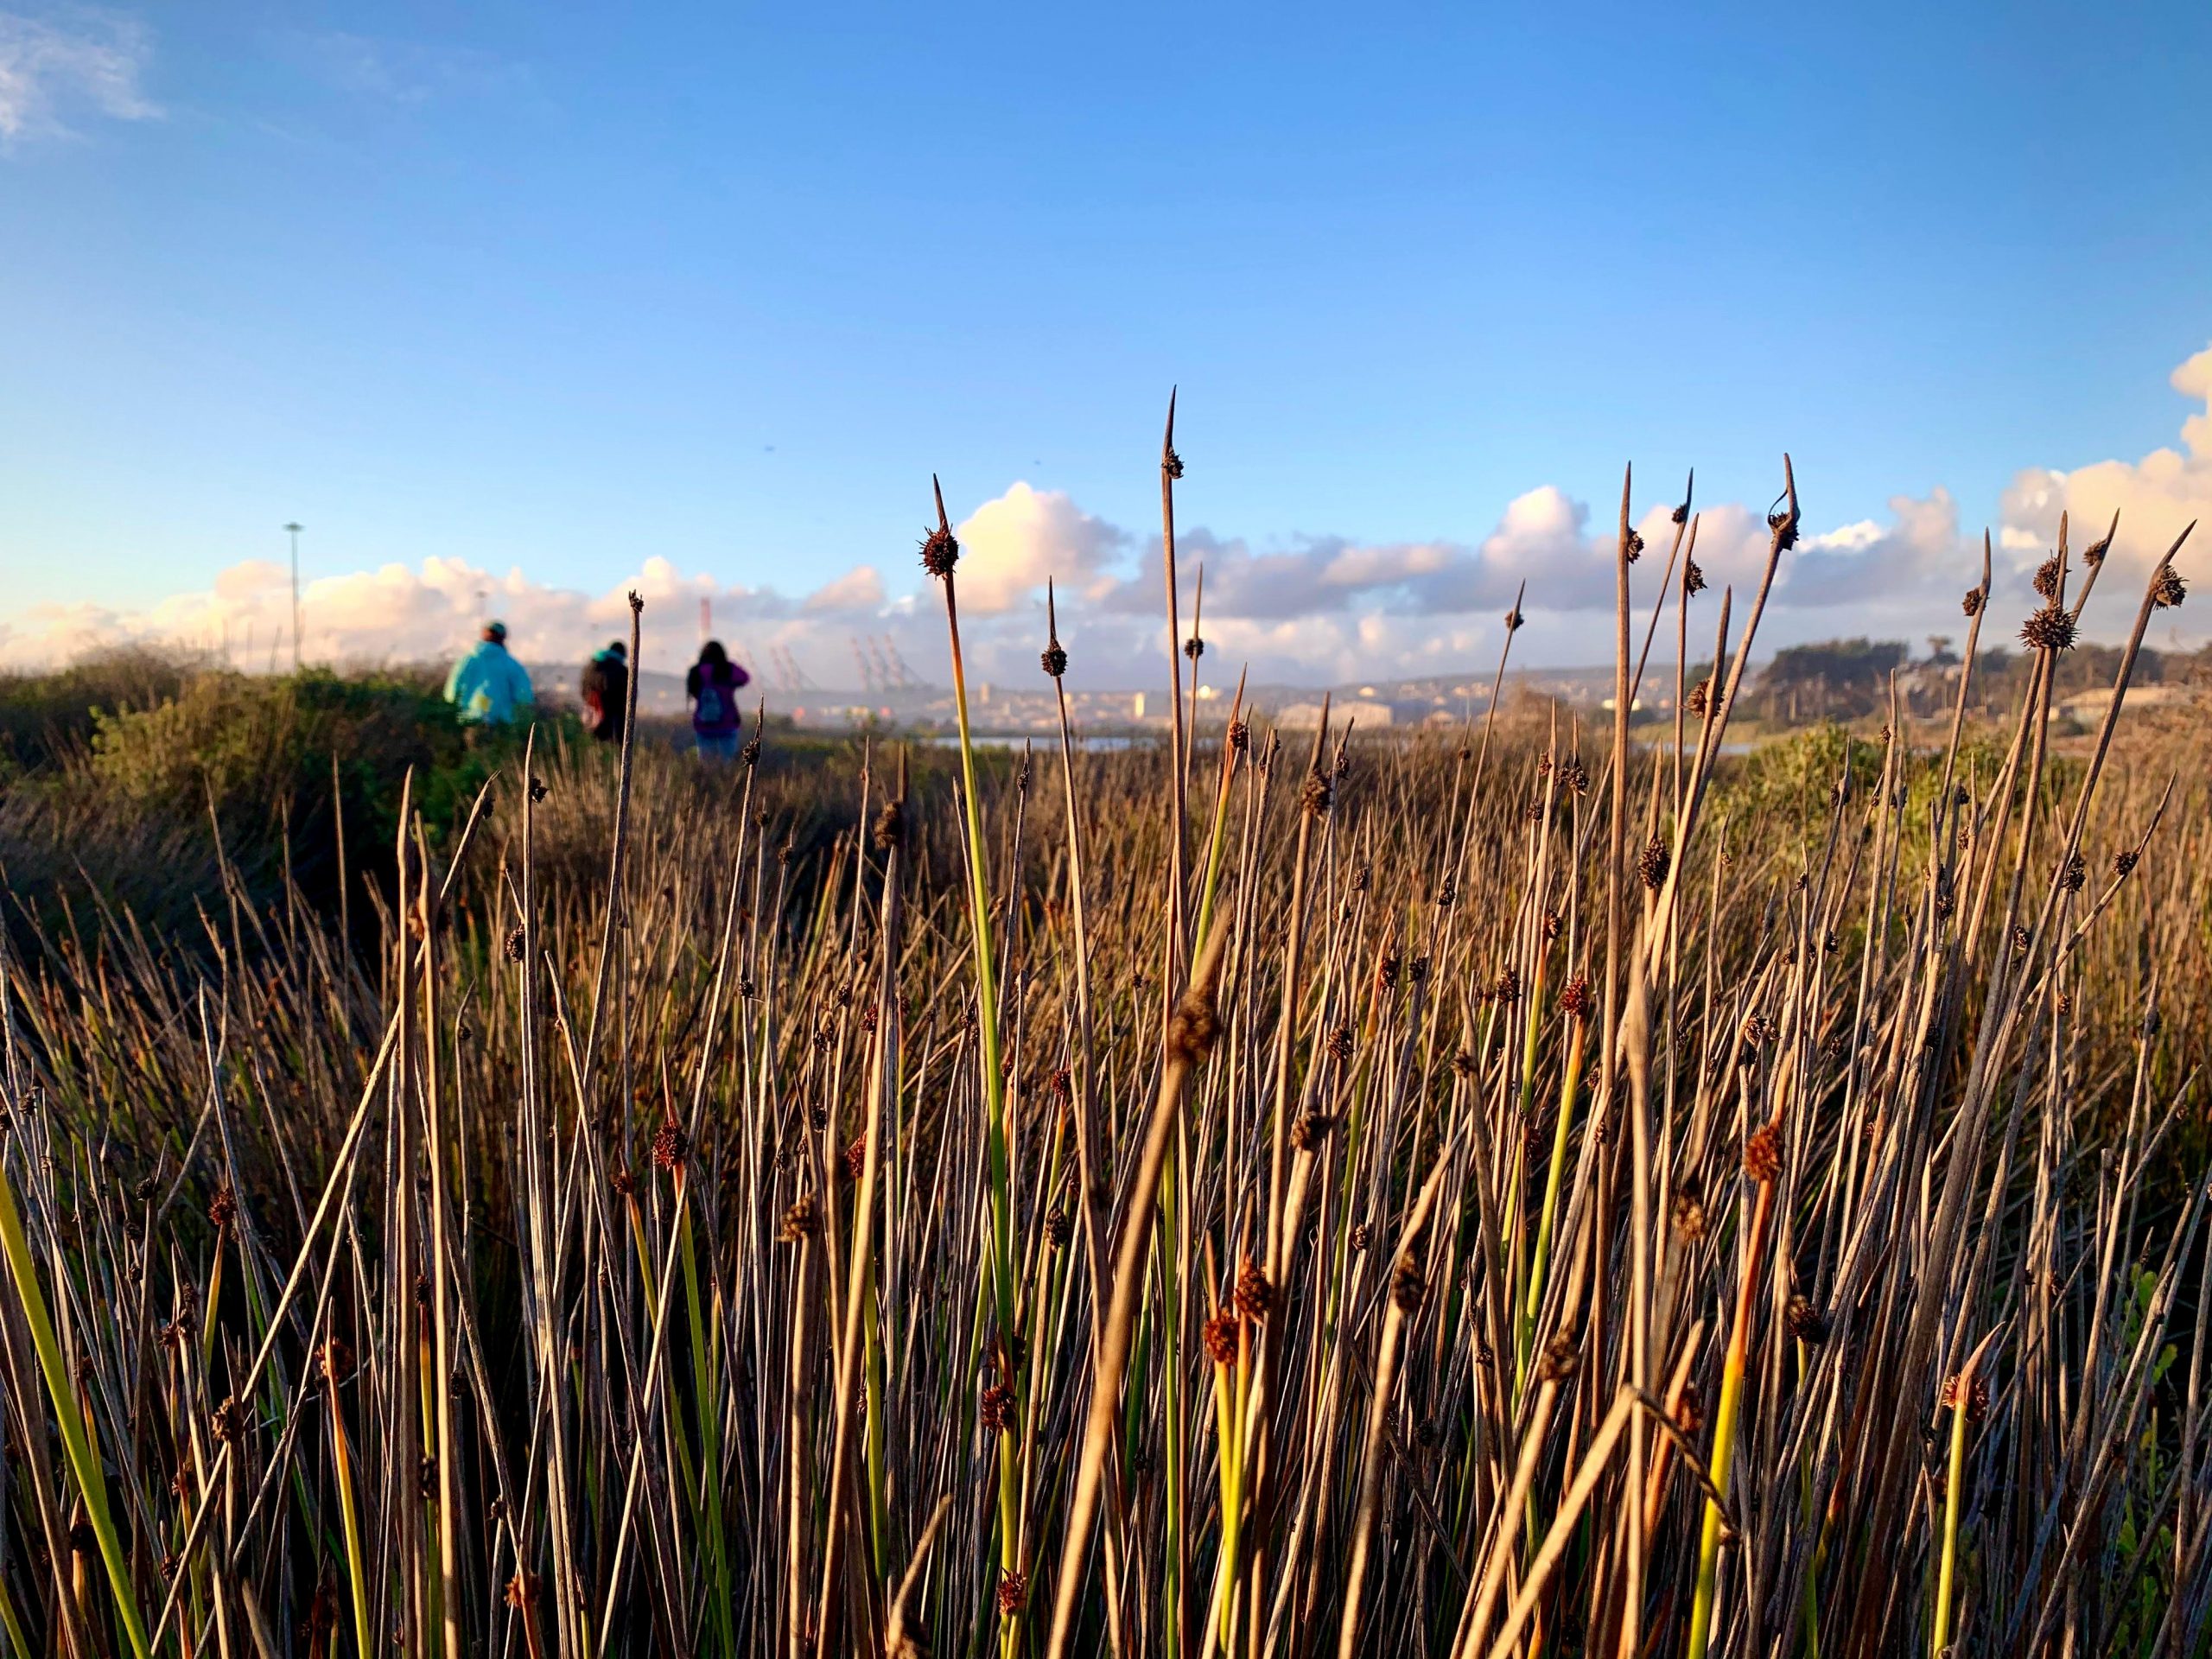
[1961, 587, 1984, 618]
[842, 1135, 866, 1183]
[1166, 983, 1224, 1071]
[873, 799, 905, 849]
[1624, 526, 1645, 563]
[505, 926, 527, 963]
[1300, 769, 1332, 816]
[779, 1194, 820, 1243]
[2020, 601, 2077, 652]
[918, 525, 960, 578]
[651, 1116, 690, 1175]
[1183, 633, 1205, 661]
[1292, 1110, 1338, 1152]
[1349, 1220, 1374, 1253]
[2033, 555, 2063, 599]
[1675, 1380, 1705, 1433]
[1939, 1372, 1991, 1423]
[504, 1570, 539, 1611]
[1325, 1023, 1354, 1064]
[1390, 1253, 1427, 1315]
[1559, 973, 1594, 1020]
[1040, 640, 1068, 677]
[1491, 964, 1522, 1007]
[1201, 1307, 1241, 1366]
[1503, 606, 1524, 633]
[2113, 848, 2139, 878]
[1236, 1254, 1280, 1322]
[2152, 564, 2188, 609]
[1688, 677, 1710, 718]
[2059, 851, 2086, 893]
[979, 1382, 1016, 1435]
[996, 1568, 1029, 1618]
[1785, 1295, 1829, 1345]
[212, 1395, 247, 1443]
[1044, 1206, 1072, 1249]
[207, 1184, 238, 1232]
[1638, 834, 1671, 892]
[1744, 1121, 1783, 1184]
[1535, 1331, 1580, 1383]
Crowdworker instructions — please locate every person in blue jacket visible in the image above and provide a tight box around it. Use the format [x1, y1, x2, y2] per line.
[443, 621, 536, 728]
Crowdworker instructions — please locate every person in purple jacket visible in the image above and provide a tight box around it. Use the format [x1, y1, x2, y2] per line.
[686, 639, 751, 760]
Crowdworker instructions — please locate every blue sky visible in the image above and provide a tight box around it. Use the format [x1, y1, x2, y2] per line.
[3, 1, 2209, 681]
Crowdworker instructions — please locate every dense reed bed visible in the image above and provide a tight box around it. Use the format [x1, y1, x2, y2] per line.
[0, 445, 2206, 1658]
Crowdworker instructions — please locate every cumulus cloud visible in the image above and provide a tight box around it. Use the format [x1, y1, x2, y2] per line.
[0, 7, 158, 143]
[949, 482, 1128, 614]
[10, 346, 2209, 685]
[0, 555, 897, 681]
[1999, 342, 2212, 592]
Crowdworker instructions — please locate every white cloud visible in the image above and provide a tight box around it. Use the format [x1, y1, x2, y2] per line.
[948, 482, 1128, 614]
[9, 348, 2208, 685]
[284, 29, 529, 107]
[0, 8, 157, 143]
[1999, 340, 2212, 594]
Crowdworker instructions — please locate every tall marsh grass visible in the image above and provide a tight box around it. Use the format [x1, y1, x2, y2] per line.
[0, 457, 2205, 1658]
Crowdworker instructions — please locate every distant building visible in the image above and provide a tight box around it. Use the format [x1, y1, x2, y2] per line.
[1276, 700, 1394, 729]
[2056, 683, 2190, 723]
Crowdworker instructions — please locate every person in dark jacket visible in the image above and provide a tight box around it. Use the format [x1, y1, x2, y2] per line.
[686, 640, 750, 760]
[580, 640, 629, 743]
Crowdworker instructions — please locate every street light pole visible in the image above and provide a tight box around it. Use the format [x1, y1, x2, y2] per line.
[283, 523, 304, 671]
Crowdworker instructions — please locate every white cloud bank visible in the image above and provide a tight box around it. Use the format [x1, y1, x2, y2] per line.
[0, 8, 157, 143]
[7, 346, 2209, 688]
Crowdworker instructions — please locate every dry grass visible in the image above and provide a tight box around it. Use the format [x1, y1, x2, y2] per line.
[0, 472, 2205, 1659]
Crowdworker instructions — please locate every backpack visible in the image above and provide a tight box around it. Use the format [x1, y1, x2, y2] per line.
[582, 683, 606, 731]
[696, 679, 723, 728]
